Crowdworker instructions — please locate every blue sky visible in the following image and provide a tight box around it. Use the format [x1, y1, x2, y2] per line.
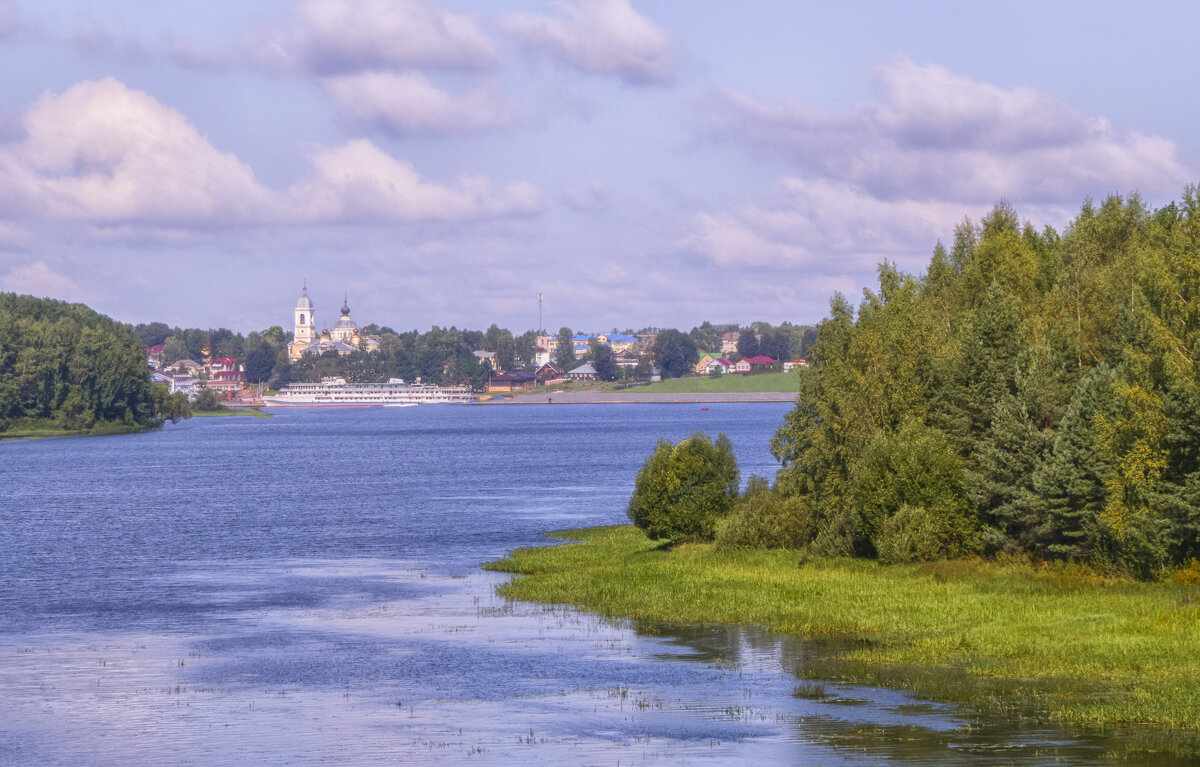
[0, 1, 1196, 335]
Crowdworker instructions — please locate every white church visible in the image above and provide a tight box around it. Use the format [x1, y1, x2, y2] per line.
[287, 285, 381, 361]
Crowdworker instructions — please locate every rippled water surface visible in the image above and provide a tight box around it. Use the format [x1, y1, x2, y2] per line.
[0, 404, 1163, 765]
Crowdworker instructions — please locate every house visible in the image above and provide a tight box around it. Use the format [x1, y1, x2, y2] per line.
[473, 350, 497, 371]
[720, 331, 740, 354]
[533, 345, 550, 367]
[167, 358, 203, 376]
[782, 359, 809, 372]
[716, 356, 736, 374]
[566, 363, 598, 381]
[736, 355, 777, 373]
[536, 362, 564, 383]
[694, 352, 721, 375]
[487, 370, 537, 392]
[146, 345, 164, 369]
[209, 356, 240, 374]
[205, 370, 246, 393]
[152, 370, 197, 397]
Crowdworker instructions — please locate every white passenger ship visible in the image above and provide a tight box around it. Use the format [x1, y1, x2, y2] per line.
[261, 377, 473, 407]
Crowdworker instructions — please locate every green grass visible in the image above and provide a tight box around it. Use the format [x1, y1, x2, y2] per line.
[0, 422, 149, 440]
[485, 525, 1200, 734]
[191, 408, 272, 418]
[635, 370, 800, 394]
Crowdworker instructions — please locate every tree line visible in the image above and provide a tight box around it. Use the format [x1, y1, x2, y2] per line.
[141, 314, 817, 390]
[700, 190, 1200, 579]
[0, 294, 188, 433]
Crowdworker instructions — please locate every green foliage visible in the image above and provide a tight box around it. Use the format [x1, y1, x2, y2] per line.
[715, 476, 815, 549]
[650, 329, 698, 379]
[875, 504, 947, 564]
[192, 388, 225, 412]
[770, 189, 1200, 578]
[627, 432, 740, 543]
[588, 338, 618, 381]
[850, 420, 975, 558]
[553, 326, 576, 371]
[735, 329, 759, 358]
[0, 293, 167, 433]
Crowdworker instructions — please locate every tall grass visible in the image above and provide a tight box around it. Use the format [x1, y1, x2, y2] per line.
[485, 525, 1200, 731]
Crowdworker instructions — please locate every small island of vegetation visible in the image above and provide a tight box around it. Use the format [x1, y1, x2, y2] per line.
[489, 189, 1200, 746]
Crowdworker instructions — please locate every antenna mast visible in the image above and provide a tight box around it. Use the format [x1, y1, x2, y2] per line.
[538, 292, 543, 333]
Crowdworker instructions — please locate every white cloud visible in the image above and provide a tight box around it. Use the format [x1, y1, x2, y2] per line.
[501, 0, 673, 85]
[286, 139, 541, 223]
[284, 0, 498, 74]
[0, 79, 541, 230]
[0, 260, 89, 302]
[322, 71, 515, 134]
[0, 78, 273, 226]
[682, 177, 980, 272]
[708, 55, 1191, 204]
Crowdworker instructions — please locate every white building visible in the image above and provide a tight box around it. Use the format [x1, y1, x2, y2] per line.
[287, 286, 380, 361]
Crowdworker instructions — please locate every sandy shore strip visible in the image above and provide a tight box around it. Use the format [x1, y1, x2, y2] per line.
[482, 390, 797, 404]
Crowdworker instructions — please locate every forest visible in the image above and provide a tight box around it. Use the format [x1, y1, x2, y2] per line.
[0, 294, 188, 434]
[728, 190, 1200, 579]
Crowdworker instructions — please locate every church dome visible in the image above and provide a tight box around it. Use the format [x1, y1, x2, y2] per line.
[296, 287, 313, 310]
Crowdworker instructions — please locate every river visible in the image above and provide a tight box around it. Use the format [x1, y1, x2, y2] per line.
[0, 404, 1159, 765]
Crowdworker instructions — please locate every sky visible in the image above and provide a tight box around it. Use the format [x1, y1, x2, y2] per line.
[0, 0, 1197, 336]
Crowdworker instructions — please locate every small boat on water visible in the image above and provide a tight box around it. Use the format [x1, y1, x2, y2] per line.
[261, 377, 474, 407]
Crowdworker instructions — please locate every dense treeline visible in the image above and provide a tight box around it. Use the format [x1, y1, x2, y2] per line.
[755, 191, 1200, 578]
[0, 294, 188, 433]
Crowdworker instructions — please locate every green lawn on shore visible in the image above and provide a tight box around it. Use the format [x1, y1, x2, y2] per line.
[634, 370, 800, 394]
[485, 525, 1200, 739]
[191, 408, 272, 418]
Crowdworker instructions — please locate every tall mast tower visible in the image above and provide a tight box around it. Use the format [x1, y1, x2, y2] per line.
[538, 292, 543, 333]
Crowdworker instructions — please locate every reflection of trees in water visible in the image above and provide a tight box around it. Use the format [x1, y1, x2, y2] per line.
[630, 619, 864, 676]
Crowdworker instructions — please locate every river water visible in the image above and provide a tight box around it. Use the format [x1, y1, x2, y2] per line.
[0, 404, 1172, 765]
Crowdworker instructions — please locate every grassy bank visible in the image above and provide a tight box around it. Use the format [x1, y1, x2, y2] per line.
[0, 422, 150, 440]
[191, 408, 272, 418]
[635, 370, 800, 394]
[485, 525, 1200, 734]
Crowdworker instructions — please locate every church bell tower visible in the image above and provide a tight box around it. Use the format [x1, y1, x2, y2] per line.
[290, 283, 316, 360]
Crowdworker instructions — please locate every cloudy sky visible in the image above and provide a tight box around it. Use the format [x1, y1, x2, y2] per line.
[0, 0, 1196, 334]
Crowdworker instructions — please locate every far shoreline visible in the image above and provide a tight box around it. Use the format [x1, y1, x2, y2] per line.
[480, 390, 797, 404]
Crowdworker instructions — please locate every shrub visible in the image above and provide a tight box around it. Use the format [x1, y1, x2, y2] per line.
[716, 476, 816, 549]
[192, 388, 225, 412]
[627, 432, 739, 543]
[851, 419, 976, 558]
[875, 504, 946, 564]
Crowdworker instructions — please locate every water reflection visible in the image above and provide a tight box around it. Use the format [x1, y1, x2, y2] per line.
[5, 560, 1193, 765]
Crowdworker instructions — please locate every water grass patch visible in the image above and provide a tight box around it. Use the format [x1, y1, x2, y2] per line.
[485, 525, 1200, 739]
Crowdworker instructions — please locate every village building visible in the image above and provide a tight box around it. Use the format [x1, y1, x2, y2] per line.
[473, 350, 497, 371]
[486, 370, 537, 392]
[287, 286, 380, 360]
[167, 358, 203, 376]
[566, 363, 598, 381]
[720, 331, 740, 354]
[536, 362, 564, 383]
